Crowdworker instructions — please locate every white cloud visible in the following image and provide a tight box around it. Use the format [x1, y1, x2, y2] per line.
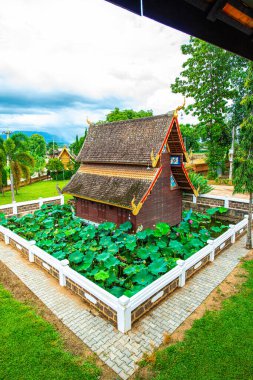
[0, 0, 190, 140]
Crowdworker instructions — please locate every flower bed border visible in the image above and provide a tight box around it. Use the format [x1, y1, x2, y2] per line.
[0, 205, 248, 333]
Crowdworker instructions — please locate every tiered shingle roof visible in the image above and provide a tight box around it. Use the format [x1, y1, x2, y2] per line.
[63, 112, 197, 212]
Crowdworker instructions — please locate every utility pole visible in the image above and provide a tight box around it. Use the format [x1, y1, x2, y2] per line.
[229, 126, 235, 182]
[2, 130, 15, 203]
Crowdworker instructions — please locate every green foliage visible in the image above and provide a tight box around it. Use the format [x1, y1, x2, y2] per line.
[180, 123, 200, 152]
[172, 37, 248, 177]
[69, 131, 87, 156]
[97, 107, 153, 123]
[0, 133, 34, 195]
[1, 204, 228, 297]
[233, 62, 253, 195]
[28, 134, 47, 157]
[0, 284, 101, 379]
[50, 170, 74, 181]
[47, 141, 59, 155]
[188, 171, 213, 194]
[46, 158, 64, 180]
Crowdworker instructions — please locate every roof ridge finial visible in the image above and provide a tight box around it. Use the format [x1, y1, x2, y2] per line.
[173, 97, 186, 118]
[86, 117, 93, 126]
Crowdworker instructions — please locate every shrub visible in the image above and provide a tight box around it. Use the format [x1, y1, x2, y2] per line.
[189, 171, 213, 194]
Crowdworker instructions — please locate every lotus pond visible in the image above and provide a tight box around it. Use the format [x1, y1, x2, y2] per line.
[0, 204, 228, 297]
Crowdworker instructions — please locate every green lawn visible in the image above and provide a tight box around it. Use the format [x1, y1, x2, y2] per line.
[0, 180, 73, 205]
[0, 284, 100, 380]
[138, 259, 253, 380]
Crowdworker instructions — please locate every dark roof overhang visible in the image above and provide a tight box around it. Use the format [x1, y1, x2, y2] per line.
[105, 0, 253, 61]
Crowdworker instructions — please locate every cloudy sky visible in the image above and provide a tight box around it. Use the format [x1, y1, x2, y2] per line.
[0, 0, 190, 142]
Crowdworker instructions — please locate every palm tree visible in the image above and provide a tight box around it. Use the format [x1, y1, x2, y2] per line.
[0, 133, 34, 202]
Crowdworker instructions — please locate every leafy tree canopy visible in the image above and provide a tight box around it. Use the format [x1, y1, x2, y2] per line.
[46, 158, 64, 173]
[29, 134, 46, 157]
[69, 131, 87, 156]
[180, 123, 200, 152]
[171, 36, 248, 177]
[0, 132, 34, 196]
[47, 141, 59, 155]
[233, 62, 253, 249]
[97, 107, 153, 123]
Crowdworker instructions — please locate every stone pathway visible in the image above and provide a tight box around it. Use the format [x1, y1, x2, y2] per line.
[0, 237, 248, 380]
[208, 185, 249, 199]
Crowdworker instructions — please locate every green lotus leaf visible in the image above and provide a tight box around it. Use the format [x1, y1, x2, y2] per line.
[206, 207, 219, 215]
[124, 235, 137, 251]
[169, 240, 184, 252]
[218, 206, 228, 214]
[75, 251, 95, 271]
[64, 228, 76, 237]
[109, 286, 125, 297]
[94, 270, 110, 281]
[76, 260, 93, 272]
[148, 258, 167, 275]
[132, 269, 155, 285]
[123, 285, 144, 297]
[88, 267, 100, 276]
[99, 236, 113, 247]
[136, 230, 148, 240]
[123, 264, 144, 275]
[99, 222, 116, 231]
[96, 251, 111, 261]
[104, 256, 120, 269]
[136, 247, 150, 259]
[157, 240, 167, 249]
[154, 222, 170, 236]
[189, 238, 204, 249]
[119, 221, 132, 232]
[52, 251, 67, 260]
[107, 243, 119, 254]
[68, 251, 85, 264]
[210, 226, 222, 233]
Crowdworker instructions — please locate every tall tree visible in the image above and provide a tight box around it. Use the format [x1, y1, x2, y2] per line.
[29, 134, 47, 157]
[46, 158, 64, 181]
[0, 133, 34, 201]
[180, 123, 200, 152]
[97, 107, 153, 123]
[69, 130, 87, 156]
[47, 141, 59, 156]
[171, 37, 247, 177]
[233, 62, 253, 249]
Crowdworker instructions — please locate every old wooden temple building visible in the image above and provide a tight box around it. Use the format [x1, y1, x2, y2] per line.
[63, 111, 197, 230]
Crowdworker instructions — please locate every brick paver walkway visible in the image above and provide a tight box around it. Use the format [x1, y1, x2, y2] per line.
[0, 236, 248, 379]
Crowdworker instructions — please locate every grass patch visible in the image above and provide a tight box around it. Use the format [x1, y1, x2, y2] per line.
[138, 258, 253, 380]
[0, 284, 100, 380]
[0, 180, 72, 205]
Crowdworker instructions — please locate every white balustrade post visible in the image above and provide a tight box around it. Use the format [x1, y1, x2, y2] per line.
[4, 233, 10, 245]
[38, 197, 43, 208]
[28, 240, 36, 262]
[12, 201, 18, 215]
[207, 239, 215, 261]
[192, 195, 197, 204]
[177, 259, 186, 287]
[224, 197, 229, 208]
[117, 295, 131, 333]
[59, 259, 69, 286]
[229, 224, 236, 244]
[60, 195, 64, 205]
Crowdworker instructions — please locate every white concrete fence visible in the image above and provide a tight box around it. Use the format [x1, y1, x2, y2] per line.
[184, 193, 249, 210]
[0, 212, 248, 333]
[0, 195, 64, 216]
